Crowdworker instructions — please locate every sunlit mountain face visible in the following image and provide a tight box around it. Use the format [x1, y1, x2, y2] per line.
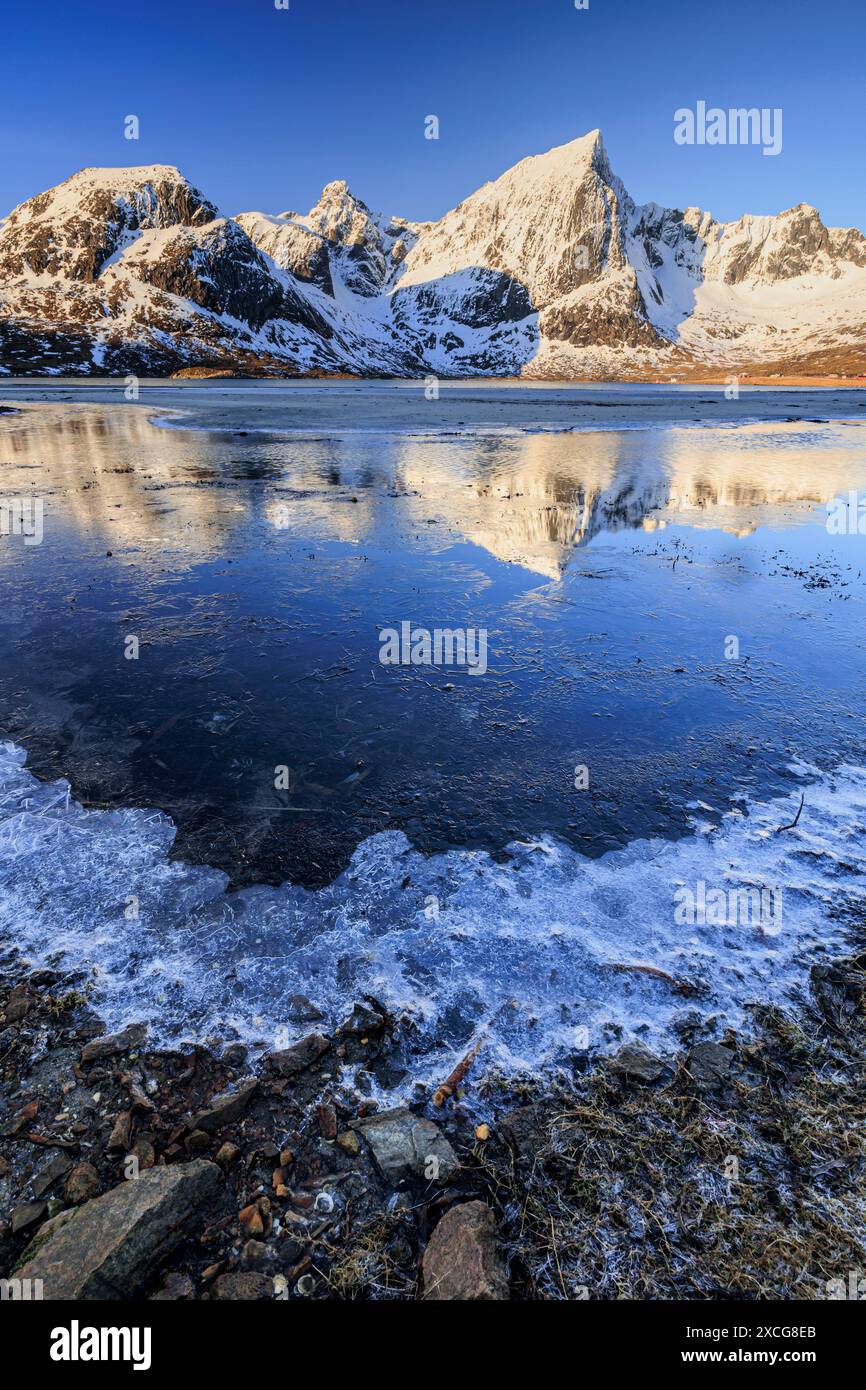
[3, 136, 866, 378]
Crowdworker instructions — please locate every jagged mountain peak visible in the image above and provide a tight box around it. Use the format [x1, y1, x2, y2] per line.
[59, 162, 190, 187]
[396, 127, 635, 320]
[11, 163, 217, 220]
[0, 163, 218, 285]
[317, 178, 364, 206]
[505, 127, 611, 181]
[2, 134, 866, 379]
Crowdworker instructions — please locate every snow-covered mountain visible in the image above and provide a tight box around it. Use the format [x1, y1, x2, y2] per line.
[1, 132, 865, 378]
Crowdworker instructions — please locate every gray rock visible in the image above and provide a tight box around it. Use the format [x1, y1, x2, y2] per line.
[11, 1201, 47, 1235]
[352, 1107, 458, 1184]
[270, 1032, 329, 1077]
[338, 1002, 385, 1036]
[688, 1042, 734, 1086]
[422, 1201, 509, 1300]
[607, 1041, 665, 1084]
[192, 1077, 258, 1134]
[32, 1153, 74, 1198]
[285, 994, 325, 1024]
[13, 1159, 223, 1299]
[80, 1023, 148, 1064]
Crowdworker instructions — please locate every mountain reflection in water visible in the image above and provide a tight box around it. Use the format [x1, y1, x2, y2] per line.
[1, 403, 864, 579]
[1, 396, 865, 892]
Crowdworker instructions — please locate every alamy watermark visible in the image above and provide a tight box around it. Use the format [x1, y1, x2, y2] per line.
[1, 1277, 44, 1300]
[379, 621, 488, 676]
[674, 880, 782, 936]
[0, 496, 43, 545]
[674, 102, 782, 157]
[827, 492, 866, 534]
[825, 1271, 866, 1300]
[50, 1322, 151, 1370]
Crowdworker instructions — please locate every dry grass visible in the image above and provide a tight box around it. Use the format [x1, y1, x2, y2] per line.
[464, 988, 866, 1300]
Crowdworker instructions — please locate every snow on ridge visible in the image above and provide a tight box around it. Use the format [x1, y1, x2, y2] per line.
[2, 130, 866, 377]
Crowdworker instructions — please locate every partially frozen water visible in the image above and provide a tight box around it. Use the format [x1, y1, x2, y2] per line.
[2, 382, 866, 1083]
[2, 738, 864, 1083]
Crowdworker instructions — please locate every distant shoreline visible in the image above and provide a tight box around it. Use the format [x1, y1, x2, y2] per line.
[1, 371, 865, 389]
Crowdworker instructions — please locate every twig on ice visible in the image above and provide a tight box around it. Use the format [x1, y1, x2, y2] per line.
[776, 792, 805, 833]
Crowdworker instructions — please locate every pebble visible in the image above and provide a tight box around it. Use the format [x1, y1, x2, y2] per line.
[64, 1162, 101, 1205]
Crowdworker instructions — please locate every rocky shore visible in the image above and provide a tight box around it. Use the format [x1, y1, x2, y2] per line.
[2, 945, 865, 1301]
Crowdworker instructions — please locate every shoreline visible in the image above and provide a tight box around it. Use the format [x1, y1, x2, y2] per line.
[2, 372, 866, 389]
[2, 947, 865, 1300]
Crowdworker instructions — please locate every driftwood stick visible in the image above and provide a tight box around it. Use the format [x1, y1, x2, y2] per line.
[777, 792, 805, 833]
[603, 962, 697, 996]
[432, 1036, 485, 1107]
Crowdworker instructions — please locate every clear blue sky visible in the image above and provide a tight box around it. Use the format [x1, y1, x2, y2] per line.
[3, 0, 864, 230]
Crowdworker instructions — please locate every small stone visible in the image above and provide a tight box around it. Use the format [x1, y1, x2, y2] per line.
[11, 1201, 48, 1235]
[352, 1107, 458, 1184]
[129, 1138, 156, 1171]
[239, 1202, 264, 1237]
[336, 1131, 360, 1157]
[186, 1130, 211, 1155]
[64, 1162, 101, 1205]
[215, 1142, 240, 1170]
[192, 1077, 258, 1134]
[222, 1043, 248, 1068]
[127, 1079, 155, 1114]
[475, 1124, 491, 1142]
[270, 1033, 329, 1077]
[279, 1148, 294, 1168]
[688, 1042, 734, 1087]
[422, 1201, 509, 1301]
[242, 1239, 267, 1266]
[5, 986, 32, 1023]
[32, 1153, 74, 1197]
[9, 1100, 39, 1135]
[338, 1002, 385, 1036]
[149, 1271, 195, 1301]
[286, 994, 325, 1023]
[106, 1111, 133, 1153]
[317, 1103, 338, 1140]
[607, 1041, 665, 1084]
[499, 1104, 555, 1161]
[211, 1272, 273, 1301]
[80, 1023, 148, 1064]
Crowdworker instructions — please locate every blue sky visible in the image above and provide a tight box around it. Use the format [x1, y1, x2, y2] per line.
[3, 0, 863, 230]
